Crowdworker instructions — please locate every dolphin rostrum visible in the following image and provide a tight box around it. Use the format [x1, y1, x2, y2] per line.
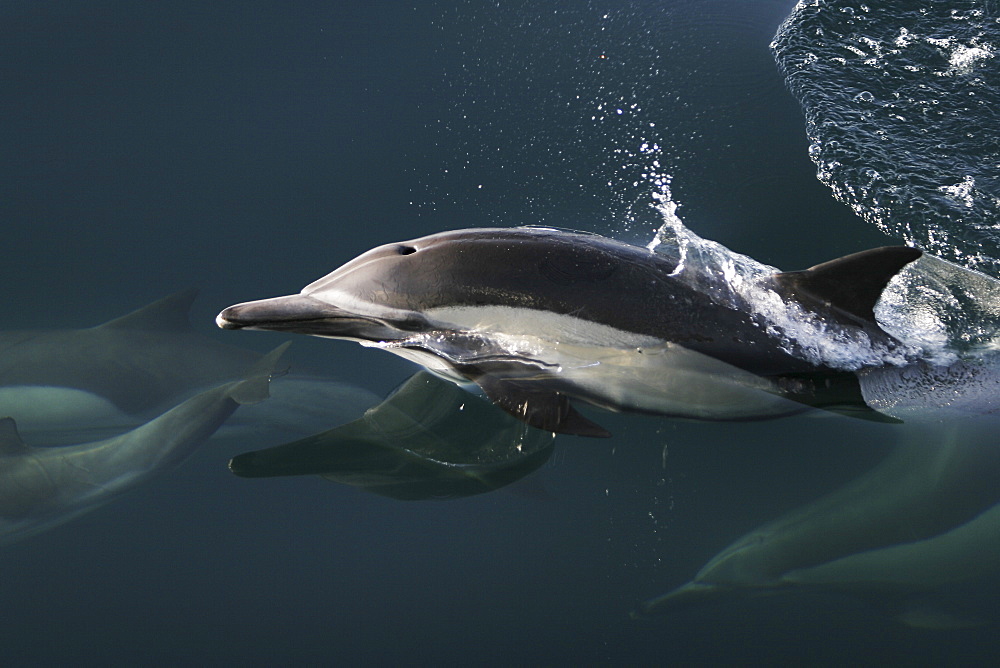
[217, 227, 922, 436]
[0, 344, 287, 544]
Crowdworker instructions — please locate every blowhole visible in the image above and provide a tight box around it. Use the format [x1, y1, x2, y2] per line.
[398, 245, 417, 255]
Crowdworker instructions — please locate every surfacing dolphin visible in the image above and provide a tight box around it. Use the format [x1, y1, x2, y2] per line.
[0, 344, 287, 544]
[217, 227, 922, 436]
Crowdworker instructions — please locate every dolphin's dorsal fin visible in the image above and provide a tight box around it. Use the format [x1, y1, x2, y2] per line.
[229, 341, 292, 405]
[96, 288, 198, 331]
[474, 375, 611, 438]
[773, 246, 922, 324]
[0, 417, 29, 455]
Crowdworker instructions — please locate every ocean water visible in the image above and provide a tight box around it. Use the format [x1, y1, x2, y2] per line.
[2, 1, 999, 665]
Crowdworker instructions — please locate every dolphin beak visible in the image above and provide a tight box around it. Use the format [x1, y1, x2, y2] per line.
[217, 294, 345, 332]
[217, 294, 413, 341]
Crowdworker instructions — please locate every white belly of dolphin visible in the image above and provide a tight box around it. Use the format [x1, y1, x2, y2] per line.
[0, 386, 134, 443]
[390, 306, 803, 420]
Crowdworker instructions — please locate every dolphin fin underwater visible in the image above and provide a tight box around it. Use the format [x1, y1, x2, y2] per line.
[217, 227, 922, 436]
[229, 371, 555, 500]
[0, 343, 289, 544]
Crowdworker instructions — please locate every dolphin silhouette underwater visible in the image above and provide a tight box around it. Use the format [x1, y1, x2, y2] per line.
[0, 290, 259, 429]
[0, 289, 378, 443]
[635, 341, 1000, 626]
[0, 344, 287, 544]
[635, 426, 1000, 627]
[217, 226, 922, 436]
[229, 371, 555, 500]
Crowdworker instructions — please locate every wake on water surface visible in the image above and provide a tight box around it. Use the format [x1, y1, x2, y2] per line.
[772, 0, 1000, 275]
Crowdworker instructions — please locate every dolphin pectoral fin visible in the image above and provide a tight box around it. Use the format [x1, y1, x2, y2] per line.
[891, 601, 989, 630]
[474, 376, 611, 438]
[773, 246, 922, 324]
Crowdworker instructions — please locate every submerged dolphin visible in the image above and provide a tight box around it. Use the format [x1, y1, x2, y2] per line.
[0, 289, 377, 443]
[636, 431, 1000, 617]
[229, 371, 554, 500]
[642, 434, 1000, 614]
[0, 289, 262, 436]
[218, 227, 921, 436]
[0, 344, 287, 544]
[637, 348, 1000, 624]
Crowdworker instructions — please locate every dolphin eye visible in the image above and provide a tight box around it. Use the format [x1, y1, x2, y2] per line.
[397, 245, 417, 255]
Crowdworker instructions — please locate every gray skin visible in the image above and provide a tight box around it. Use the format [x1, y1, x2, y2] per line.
[0, 289, 260, 415]
[0, 289, 377, 443]
[638, 354, 1000, 623]
[637, 430, 1000, 618]
[0, 344, 285, 544]
[217, 227, 921, 436]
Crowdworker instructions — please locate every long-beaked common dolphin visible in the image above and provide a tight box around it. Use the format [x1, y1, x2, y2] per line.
[217, 227, 922, 436]
[0, 289, 261, 436]
[636, 433, 1000, 617]
[0, 344, 287, 544]
[0, 289, 377, 443]
[229, 371, 554, 500]
[637, 348, 1000, 623]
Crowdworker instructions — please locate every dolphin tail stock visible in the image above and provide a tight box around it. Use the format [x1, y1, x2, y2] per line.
[772, 246, 921, 326]
[228, 341, 292, 405]
[98, 341, 294, 474]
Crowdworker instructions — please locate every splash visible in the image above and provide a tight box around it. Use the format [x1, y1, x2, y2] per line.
[646, 191, 942, 369]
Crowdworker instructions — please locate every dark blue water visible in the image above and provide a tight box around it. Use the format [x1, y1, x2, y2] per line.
[1, 1, 997, 665]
